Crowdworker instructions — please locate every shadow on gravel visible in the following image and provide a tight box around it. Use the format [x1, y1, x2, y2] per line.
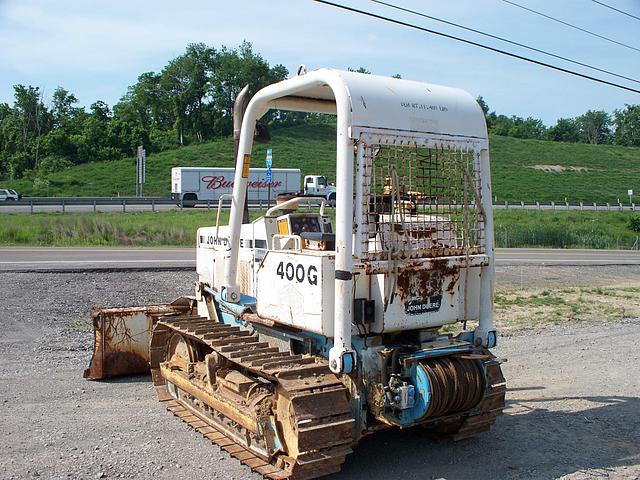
[332, 395, 640, 480]
[97, 374, 151, 384]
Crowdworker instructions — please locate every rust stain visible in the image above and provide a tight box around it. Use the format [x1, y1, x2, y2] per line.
[84, 298, 195, 380]
[395, 258, 460, 302]
[102, 351, 150, 377]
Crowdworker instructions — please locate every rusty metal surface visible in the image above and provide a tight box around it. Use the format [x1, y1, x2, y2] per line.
[83, 297, 194, 380]
[421, 351, 506, 440]
[359, 143, 486, 261]
[150, 316, 354, 479]
[419, 356, 484, 419]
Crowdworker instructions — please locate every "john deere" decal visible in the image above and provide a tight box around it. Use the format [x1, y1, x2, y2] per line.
[405, 294, 442, 315]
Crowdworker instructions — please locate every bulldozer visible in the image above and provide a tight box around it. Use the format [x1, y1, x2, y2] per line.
[85, 68, 505, 479]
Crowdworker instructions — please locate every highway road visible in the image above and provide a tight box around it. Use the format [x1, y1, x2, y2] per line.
[0, 247, 638, 271]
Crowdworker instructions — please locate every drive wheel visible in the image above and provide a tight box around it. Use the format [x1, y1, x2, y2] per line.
[166, 333, 200, 371]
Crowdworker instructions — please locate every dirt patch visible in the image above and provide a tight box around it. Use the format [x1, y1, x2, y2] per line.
[494, 285, 640, 332]
[530, 164, 590, 173]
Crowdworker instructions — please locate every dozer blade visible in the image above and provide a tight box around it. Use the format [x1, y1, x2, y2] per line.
[84, 297, 196, 380]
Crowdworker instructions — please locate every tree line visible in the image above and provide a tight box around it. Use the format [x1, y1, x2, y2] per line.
[0, 42, 290, 181]
[477, 97, 640, 146]
[1, 41, 639, 183]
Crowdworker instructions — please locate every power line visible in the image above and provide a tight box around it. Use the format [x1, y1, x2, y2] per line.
[312, 0, 640, 95]
[502, 0, 640, 53]
[592, 0, 640, 22]
[370, 0, 640, 85]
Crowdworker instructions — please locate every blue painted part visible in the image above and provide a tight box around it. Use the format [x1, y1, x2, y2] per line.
[352, 392, 365, 435]
[487, 330, 498, 348]
[299, 331, 333, 358]
[401, 345, 472, 363]
[220, 311, 239, 327]
[342, 352, 354, 373]
[397, 362, 431, 424]
[238, 293, 257, 307]
[350, 336, 368, 354]
[457, 330, 475, 344]
[206, 287, 255, 317]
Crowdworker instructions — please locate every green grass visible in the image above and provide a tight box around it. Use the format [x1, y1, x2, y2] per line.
[493, 210, 640, 249]
[5, 125, 337, 198]
[1, 208, 639, 248]
[493, 284, 640, 331]
[4, 124, 640, 203]
[0, 210, 255, 246]
[489, 135, 640, 204]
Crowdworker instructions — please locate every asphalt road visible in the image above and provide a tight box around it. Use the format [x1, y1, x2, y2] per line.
[0, 247, 638, 271]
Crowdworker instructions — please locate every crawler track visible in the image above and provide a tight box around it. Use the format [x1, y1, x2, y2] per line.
[149, 315, 354, 480]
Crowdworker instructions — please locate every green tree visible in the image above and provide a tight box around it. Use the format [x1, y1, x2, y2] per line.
[348, 67, 371, 74]
[161, 43, 217, 145]
[510, 117, 547, 139]
[0, 85, 52, 177]
[43, 87, 86, 163]
[549, 118, 580, 143]
[75, 101, 118, 163]
[476, 96, 490, 116]
[577, 110, 611, 145]
[51, 87, 83, 131]
[210, 42, 287, 127]
[613, 104, 640, 147]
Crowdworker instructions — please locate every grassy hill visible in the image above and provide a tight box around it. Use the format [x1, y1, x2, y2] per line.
[5, 124, 640, 203]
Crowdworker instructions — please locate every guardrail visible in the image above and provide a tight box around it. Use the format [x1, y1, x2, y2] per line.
[0, 197, 638, 213]
[494, 201, 638, 211]
[0, 197, 319, 213]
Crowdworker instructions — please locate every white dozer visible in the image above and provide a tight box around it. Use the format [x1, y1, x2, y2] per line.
[85, 68, 506, 480]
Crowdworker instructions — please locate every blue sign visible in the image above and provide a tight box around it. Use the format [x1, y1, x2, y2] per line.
[266, 148, 273, 168]
[266, 168, 272, 183]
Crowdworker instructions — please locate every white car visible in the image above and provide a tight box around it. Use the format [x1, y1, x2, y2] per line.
[0, 189, 21, 201]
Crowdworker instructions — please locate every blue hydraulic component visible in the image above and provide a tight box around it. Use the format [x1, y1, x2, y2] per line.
[384, 340, 483, 426]
[487, 330, 498, 348]
[205, 286, 255, 320]
[342, 351, 355, 374]
[397, 362, 431, 424]
[468, 327, 499, 349]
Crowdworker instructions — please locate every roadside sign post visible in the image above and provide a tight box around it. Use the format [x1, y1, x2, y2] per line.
[628, 189, 633, 206]
[266, 149, 273, 209]
[136, 146, 146, 197]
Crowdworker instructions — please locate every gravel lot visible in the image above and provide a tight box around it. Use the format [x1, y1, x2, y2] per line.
[1, 268, 638, 480]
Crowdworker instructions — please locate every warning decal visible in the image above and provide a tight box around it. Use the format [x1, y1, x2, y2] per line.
[242, 154, 251, 178]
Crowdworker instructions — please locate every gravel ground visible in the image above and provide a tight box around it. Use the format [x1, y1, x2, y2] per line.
[1, 268, 638, 480]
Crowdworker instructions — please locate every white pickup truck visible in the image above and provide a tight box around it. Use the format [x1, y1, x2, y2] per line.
[0, 189, 21, 201]
[302, 175, 337, 205]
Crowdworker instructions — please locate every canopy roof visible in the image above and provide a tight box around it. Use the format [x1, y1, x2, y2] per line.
[269, 68, 488, 140]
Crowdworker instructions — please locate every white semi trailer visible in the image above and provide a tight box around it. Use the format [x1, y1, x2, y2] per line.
[172, 167, 337, 206]
[171, 167, 301, 203]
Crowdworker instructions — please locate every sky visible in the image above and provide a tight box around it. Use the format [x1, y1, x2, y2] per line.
[0, 0, 639, 125]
